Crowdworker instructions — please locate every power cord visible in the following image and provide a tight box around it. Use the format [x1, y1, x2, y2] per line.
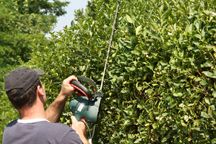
[81, 120, 97, 144]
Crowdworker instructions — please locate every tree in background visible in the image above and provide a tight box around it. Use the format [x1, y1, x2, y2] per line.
[0, 0, 69, 67]
[0, 0, 69, 140]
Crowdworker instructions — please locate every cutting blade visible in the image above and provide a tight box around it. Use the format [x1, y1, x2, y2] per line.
[78, 76, 97, 93]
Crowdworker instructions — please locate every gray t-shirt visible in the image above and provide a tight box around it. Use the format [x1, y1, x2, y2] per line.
[3, 119, 83, 144]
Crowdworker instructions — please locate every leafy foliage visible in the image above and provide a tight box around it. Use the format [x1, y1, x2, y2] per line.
[0, 0, 69, 141]
[24, 0, 216, 143]
[0, 0, 69, 67]
[2, 0, 216, 143]
[16, 0, 69, 16]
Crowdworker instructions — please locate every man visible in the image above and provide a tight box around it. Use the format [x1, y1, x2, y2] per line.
[3, 67, 89, 144]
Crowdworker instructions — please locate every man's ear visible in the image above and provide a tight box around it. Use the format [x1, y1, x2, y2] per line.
[37, 85, 44, 96]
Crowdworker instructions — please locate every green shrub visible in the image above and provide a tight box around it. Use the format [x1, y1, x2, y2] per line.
[2, 0, 216, 143]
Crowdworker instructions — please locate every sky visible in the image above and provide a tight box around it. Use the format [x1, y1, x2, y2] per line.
[52, 0, 90, 32]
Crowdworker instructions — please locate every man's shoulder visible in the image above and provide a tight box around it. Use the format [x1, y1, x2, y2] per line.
[36, 121, 82, 143]
[36, 121, 75, 134]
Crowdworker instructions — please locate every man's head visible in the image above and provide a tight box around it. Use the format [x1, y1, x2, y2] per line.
[4, 67, 44, 109]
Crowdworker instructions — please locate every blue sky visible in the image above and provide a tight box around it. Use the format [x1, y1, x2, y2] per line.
[53, 0, 90, 32]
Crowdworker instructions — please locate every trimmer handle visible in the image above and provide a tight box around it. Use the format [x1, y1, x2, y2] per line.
[70, 80, 93, 101]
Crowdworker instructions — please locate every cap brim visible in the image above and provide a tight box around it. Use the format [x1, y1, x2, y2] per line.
[34, 69, 44, 75]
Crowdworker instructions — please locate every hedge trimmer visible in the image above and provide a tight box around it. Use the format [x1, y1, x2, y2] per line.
[68, 1, 120, 143]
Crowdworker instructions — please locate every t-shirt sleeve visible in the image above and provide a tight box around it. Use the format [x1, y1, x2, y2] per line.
[61, 129, 83, 144]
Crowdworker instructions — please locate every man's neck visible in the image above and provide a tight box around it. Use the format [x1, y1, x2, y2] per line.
[19, 104, 46, 120]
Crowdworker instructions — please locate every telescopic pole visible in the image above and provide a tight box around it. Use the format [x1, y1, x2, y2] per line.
[100, 0, 121, 91]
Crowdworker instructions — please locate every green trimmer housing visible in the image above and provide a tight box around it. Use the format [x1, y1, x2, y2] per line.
[69, 92, 102, 125]
[69, 76, 103, 125]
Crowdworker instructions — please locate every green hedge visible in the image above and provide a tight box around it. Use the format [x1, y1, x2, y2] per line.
[1, 0, 216, 143]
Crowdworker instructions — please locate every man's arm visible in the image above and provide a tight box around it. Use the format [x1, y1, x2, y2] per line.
[45, 92, 67, 123]
[45, 76, 78, 123]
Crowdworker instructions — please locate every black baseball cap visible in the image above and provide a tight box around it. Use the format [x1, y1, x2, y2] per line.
[4, 67, 44, 97]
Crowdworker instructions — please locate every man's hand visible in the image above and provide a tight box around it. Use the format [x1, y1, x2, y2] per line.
[45, 76, 78, 123]
[59, 75, 78, 98]
[71, 116, 89, 144]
